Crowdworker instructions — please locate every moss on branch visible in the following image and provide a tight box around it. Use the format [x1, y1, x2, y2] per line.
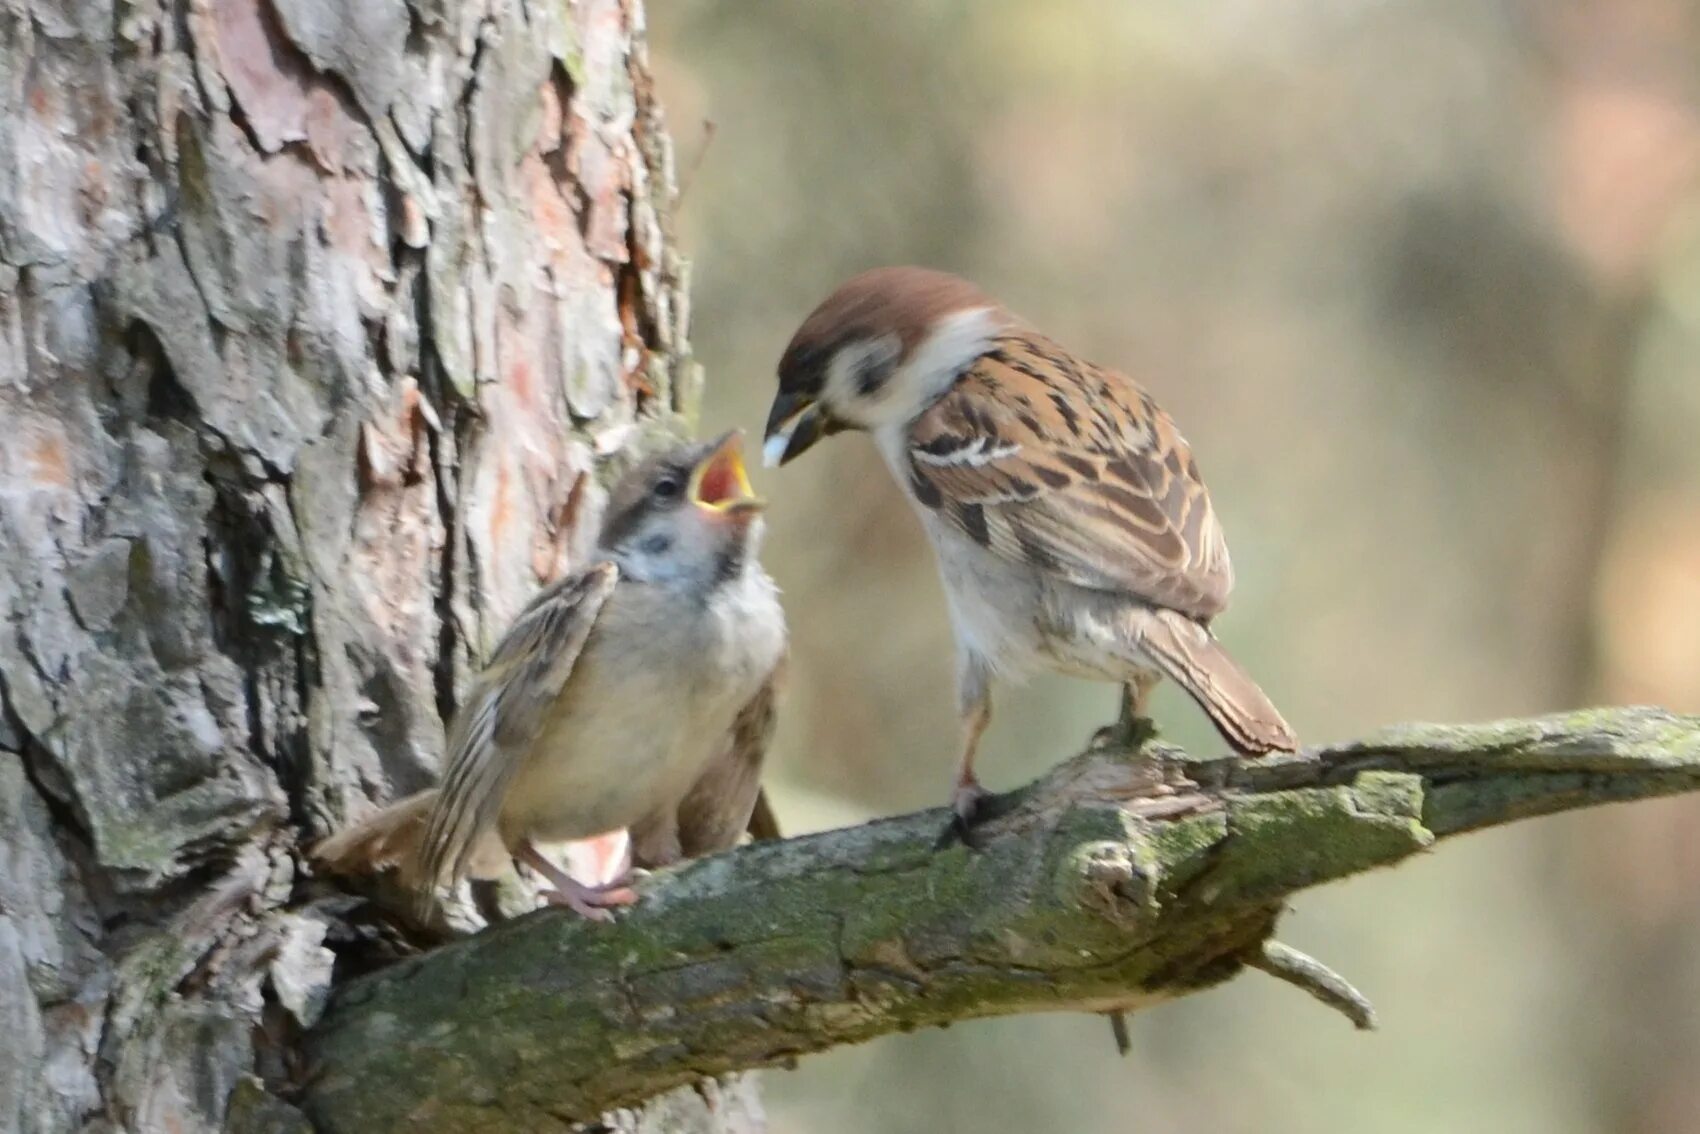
[300, 707, 1700, 1132]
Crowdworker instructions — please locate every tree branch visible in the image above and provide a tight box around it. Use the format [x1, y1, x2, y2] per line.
[300, 707, 1700, 1132]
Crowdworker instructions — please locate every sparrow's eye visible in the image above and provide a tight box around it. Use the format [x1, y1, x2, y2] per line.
[640, 533, 672, 556]
[652, 473, 685, 500]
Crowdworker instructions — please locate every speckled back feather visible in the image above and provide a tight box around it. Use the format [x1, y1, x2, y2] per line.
[905, 332, 1234, 621]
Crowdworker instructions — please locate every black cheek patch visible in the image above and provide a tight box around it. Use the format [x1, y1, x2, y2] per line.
[854, 340, 901, 398]
[856, 357, 892, 397]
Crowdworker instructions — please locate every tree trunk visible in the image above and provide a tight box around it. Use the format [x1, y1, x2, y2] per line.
[0, 0, 752, 1129]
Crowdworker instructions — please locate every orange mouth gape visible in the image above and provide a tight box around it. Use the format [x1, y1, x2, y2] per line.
[689, 435, 763, 513]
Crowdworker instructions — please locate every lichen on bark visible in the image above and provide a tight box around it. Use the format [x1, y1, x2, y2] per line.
[300, 708, 1700, 1132]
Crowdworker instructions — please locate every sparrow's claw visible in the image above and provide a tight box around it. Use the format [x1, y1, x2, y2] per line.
[592, 884, 640, 905]
[1092, 677, 1162, 750]
[934, 815, 975, 852]
[519, 838, 641, 920]
[934, 781, 994, 850]
[1091, 713, 1158, 751]
[585, 868, 647, 892]
[539, 879, 639, 922]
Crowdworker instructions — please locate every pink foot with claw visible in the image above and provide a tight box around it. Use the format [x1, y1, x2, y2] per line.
[518, 835, 641, 922]
[539, 877, 639, 923]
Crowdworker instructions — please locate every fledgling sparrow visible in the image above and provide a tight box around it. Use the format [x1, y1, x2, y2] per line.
[763, 267, 1296, 839]
[313, 432, 788, 920]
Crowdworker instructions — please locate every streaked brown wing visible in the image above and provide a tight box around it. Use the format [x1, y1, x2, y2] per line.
[416, 561, 620, 896]
[905, 333, 1233, 620]
[668, 653, 786, 861]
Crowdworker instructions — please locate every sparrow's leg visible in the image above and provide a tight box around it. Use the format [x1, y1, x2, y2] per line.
[952, 695, 993, 819]
[1092, 670, 1162, 749]
[1126, 670, 1160, 717]
[516, 840, 638, 923]
[939, 656, 995, 848]
[1120, 670, 1162, 744]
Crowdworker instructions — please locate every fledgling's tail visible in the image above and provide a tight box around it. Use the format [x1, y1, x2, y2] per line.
[313, 790, 513, 924]
[313, 790, 511, 889]
[310, 790, 440, 887]
[1135, 607, 1298, 755]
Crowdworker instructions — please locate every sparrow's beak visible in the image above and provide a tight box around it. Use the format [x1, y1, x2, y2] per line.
[762, 392, 833, 468]
[689, 430, 764, 518]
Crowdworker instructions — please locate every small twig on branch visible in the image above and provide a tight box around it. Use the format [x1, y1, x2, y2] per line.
[1107, 1011, 1132, 1056]
[301, 707, 1699, 1133]
[1245, 939, 1378, 1031]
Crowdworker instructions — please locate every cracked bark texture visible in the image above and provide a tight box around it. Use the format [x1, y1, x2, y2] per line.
[0, 0, 729, 1129]
[297, 708, 1700, 1131]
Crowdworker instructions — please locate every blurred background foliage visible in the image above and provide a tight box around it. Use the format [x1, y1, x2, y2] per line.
[647, 1, 1700, 1130]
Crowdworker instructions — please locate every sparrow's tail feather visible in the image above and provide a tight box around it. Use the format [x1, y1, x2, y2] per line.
[1135, 608, 1298, 755]
[311, 790, 438, 886]
[311, 789, 509, 889]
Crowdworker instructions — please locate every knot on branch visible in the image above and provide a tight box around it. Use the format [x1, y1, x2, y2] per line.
[1067, 840, 1154, 926]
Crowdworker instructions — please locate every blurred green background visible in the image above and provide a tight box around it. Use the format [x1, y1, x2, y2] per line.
[648, 2, 1700, 1130]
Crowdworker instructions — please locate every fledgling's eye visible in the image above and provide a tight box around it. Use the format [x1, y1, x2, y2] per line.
[652, 472, 685, 500]
[641, 533, 673, 556]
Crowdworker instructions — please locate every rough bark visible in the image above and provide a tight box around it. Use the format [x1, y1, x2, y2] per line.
[0, 0, 725, 1129]
[300, 707, 1700, 1131]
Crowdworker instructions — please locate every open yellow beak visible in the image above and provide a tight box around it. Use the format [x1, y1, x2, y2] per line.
[688, 430, 764, 515]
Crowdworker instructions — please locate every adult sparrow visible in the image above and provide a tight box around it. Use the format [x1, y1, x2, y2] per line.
[763, 267, 1295, 838]
[314, 432, 788, 919]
